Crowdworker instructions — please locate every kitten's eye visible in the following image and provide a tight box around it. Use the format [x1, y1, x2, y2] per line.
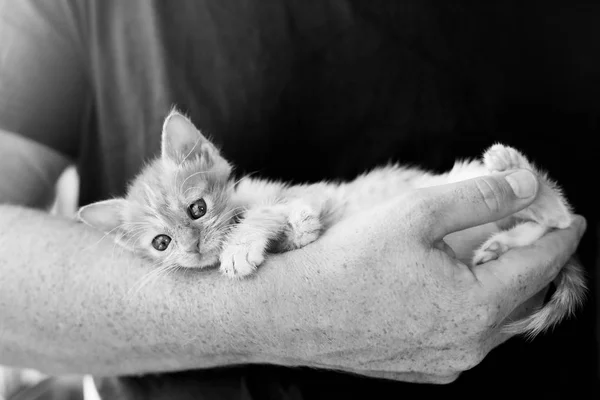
[151, 234, 171, 251]
[187, 198, 207, 220]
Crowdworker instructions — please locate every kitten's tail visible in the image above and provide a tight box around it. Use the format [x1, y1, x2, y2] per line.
[502, 258, 587, 339]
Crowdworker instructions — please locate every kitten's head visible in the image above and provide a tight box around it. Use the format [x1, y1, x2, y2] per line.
[78, 109, 237, 269]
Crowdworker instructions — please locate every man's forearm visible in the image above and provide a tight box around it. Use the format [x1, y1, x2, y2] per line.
[0, 205, 297, 375]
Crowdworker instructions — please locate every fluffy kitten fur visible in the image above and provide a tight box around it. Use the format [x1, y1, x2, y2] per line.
[78, 109, 586, 339]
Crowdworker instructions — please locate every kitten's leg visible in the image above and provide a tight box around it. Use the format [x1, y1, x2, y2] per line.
[472, 221, 547, 265]
[273, 199, 323, 252]
[219, 205, 288, 278]
[469, 144, 584, 337]
[472, 144, 572, 264]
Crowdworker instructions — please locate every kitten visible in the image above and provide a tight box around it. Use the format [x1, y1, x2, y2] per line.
[78, 109, 586, 338]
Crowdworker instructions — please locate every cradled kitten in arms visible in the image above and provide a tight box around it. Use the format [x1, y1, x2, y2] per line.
[78, 109, 585, 339]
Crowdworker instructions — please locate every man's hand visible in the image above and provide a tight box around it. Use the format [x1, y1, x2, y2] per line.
[260, 169, 586, 383]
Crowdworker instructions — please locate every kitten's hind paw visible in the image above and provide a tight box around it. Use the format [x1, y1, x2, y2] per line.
[483, 144, 531, 173]
[472, 240, 509, 266]
[473, 222, 548, 266]
[219, 240, 267, 279]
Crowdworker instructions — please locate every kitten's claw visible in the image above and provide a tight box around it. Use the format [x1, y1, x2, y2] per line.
[472, 240, 509, 266]
[219, 241, 266, 278]
[473, 249, 499, 266]
[483, 144, 530, 173]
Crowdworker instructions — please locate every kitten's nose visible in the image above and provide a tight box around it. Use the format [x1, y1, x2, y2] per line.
[185, 239, 200, 253]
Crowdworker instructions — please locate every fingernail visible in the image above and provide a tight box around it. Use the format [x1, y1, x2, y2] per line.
[505, 169, 538, 199]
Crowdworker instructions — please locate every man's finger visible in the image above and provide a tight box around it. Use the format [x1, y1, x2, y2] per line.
[473, 215, 586, 310]
[416, 169, 539, 241]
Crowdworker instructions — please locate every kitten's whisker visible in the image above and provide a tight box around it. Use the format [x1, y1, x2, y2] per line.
[127, 261, 170, 298]
[80, 221, 147, 251]
[179, 137, 202, 166]
[183, 185, 207, 197]
[212, 210, 243, 226]
[178, 170, 211, 194]
[134, 253, 181, 289]
[231, 170, 260, 187]
[120, 232, 146, 253]
[216, 206, 246, 220]
[143, 262, 180, 289]
[81, 233, 113, 252]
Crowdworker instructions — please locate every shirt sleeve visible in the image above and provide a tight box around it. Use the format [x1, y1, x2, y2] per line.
[0, 0, 88, 159]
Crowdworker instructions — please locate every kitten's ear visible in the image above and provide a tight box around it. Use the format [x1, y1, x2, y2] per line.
[77, 199, 127, 234]
[161, 109, 219, 165]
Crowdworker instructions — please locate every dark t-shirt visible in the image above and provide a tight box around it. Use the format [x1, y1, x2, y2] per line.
[1, 0, 598, 398]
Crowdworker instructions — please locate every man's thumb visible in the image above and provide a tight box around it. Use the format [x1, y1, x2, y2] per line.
[419, 169, 539, 240]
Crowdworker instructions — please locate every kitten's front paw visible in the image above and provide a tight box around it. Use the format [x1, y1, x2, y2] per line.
[283, 204, 322, 250]
[483, 144, 530, 173]
[219, 240, 267, 279]
[472, 239, 509, 266]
